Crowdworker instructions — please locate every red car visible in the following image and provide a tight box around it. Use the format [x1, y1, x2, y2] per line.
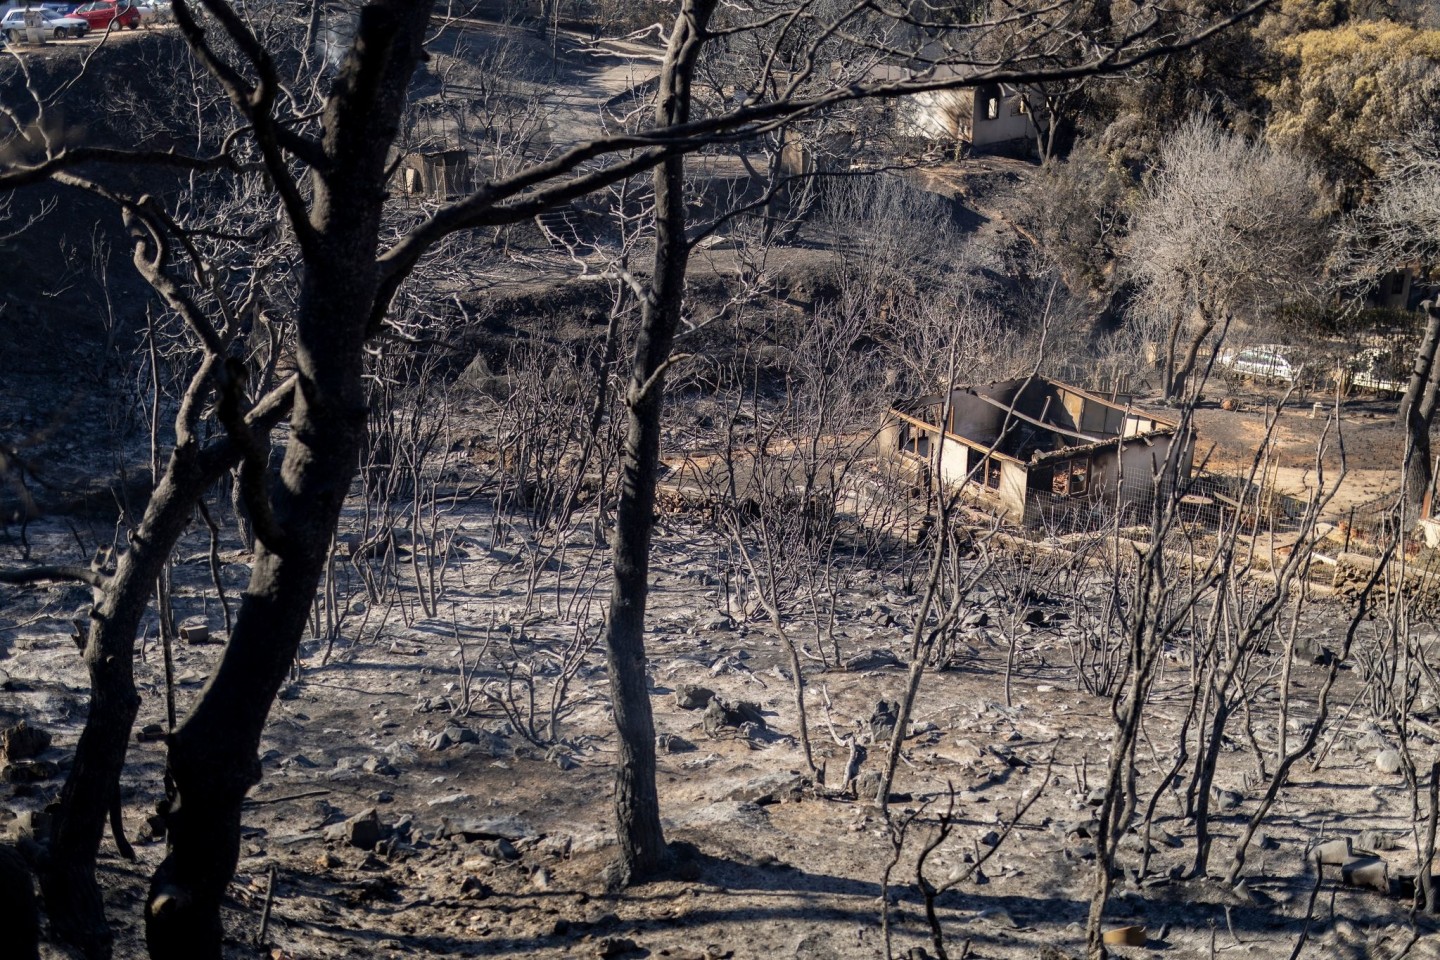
[69, 0, 140, 30]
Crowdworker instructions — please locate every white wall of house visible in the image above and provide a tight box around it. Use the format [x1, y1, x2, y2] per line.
[937, 439, 969, 488]
[968, 85, 1034, 148]
[999, 461, 1028, 517]
[882, 75, 1037, 150]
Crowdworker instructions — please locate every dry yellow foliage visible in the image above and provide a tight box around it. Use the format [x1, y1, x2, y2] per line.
[1266, 21, 1440, 185]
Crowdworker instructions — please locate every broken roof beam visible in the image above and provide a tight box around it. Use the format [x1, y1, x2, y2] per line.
[970, 392, 1108, 444]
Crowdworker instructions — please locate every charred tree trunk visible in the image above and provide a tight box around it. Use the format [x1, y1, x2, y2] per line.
[143, 4, 432, 956]
[1401, 302, 1440, 518]
[146, 371, 367, 959]
[0, 844, 40, 960]
[43, 473, 188, 958]
[45, 406, 286, 959]
[603, 0, 715, 885]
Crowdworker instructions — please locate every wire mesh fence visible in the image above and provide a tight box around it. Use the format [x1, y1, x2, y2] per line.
[1018, 466, 1311, 539]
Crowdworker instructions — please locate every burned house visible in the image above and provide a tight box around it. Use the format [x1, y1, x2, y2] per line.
[397, 149, 472, 200]
[881, 377, 1192, 524]
[868, 63, 1040, 155]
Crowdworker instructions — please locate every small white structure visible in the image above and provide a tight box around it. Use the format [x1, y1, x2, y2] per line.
[871, 64, 1040, 154]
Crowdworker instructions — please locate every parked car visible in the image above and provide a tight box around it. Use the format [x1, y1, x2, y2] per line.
[1347, 346, 1409, 396]
[1, 7, 90, 39]
[131, 0, 170, 21]
[68, 0, 139, 29]
[1218, 344, 1304, 384]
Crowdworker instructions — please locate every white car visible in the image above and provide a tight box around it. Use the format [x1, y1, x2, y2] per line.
[132, 0, 171, 21]
[1218, 344, 1303, 384]
[1348, 346, 1408, 396]
[1, 7, 90, 39]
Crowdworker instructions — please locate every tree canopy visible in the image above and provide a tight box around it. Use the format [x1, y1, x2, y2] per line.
[1267, 20, 1440, 188]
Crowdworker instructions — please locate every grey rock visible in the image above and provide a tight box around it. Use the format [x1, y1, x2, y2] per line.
[1212, 787, 1243, 811]
[326, 808, 384, 851]
[1342, 856, 1390, 893]
[1358, 830, 1402, 852]
[135, 723, 166, 743]
[363, 756, 399, 777]
[1, 761, 56, 784]
[1293, 634, 1333, 664]
[727, 772, 810, 806]
[702, 698, 766, 738]
[657, 733, 696, 754]
[1312, 838, 1352, 865]
[674, 684, 716, 710]
[487, 837, 521, 861]
[869, 700, 899, 744]
[547, 747, 578, 771]
[844, 648, 901, 671]
[1376, 750, 1403, 775]
[855, 770, 883, 802]
[596, 935, 638, 958]
[0, 722, 50, 761]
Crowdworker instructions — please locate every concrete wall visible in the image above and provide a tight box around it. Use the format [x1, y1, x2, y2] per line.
[896, 88, 969, 140]
[1083, 435, 1182, 509]
[999, 461, 1028, 518]
[891, 83, 1036, 149]
[970, 85, 1034, 148]
[937, 438, 969, 488]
